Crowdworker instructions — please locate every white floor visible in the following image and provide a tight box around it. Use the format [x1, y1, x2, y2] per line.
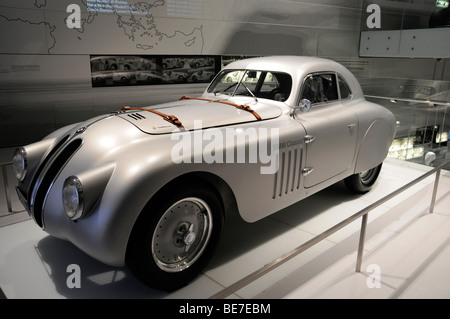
[0, 149, 449, 299]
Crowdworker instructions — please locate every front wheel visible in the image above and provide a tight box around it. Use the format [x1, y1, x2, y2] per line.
[126, 183, 223, 291]
[344, 163, 382, 194]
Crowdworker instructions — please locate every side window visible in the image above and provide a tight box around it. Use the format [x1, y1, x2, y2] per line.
[338, 76, 352, 99]
[260, 72, 292, 101]
[260, 72, 278, 95]
[301, 73, 338, 104]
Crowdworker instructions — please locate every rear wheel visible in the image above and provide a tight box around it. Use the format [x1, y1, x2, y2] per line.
[126, 183, 223, 291]
[344, 163, 382, 194]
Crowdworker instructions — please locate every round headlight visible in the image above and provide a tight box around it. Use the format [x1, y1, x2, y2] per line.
[63, 176, 84, 220]
[12, 148, 27, 181]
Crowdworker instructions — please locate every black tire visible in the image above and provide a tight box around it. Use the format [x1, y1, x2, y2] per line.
[126, 182, 223, 291]
[344, 163, 382, 194]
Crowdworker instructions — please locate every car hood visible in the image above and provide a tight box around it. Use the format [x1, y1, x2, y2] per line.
[117, 97, 283, 134]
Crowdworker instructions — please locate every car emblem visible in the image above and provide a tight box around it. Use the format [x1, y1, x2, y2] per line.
[76, 126, 87, 135]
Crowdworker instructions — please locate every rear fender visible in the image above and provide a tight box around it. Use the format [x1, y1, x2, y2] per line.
[355, 119, 393, 173]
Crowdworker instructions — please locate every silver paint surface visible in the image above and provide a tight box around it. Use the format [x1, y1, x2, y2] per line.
[16, 56, 396, 266]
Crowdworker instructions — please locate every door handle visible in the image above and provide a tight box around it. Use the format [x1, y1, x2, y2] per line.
[347, 123, 356, 128]
[302, 167, 314, 176]
[304, 135, 316, 143]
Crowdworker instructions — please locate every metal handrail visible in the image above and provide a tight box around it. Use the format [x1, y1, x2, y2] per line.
[1, 161, 12, 213]
[364, 95, 450, 107]
[210, 161, 448, 299]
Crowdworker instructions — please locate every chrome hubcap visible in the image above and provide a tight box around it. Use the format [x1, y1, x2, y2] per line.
[184, 226, 196, 252]
[152, 197, 212, 273]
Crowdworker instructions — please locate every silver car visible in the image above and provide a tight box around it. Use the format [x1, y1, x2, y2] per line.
[12, 56, 396, 291]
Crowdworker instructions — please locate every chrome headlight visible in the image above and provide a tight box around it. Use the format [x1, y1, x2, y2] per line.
[62, 163, 116, 221]
[63, 176, 84, 220]
[12, 148, 27, 181]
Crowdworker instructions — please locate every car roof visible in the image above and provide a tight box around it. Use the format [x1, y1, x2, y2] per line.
[225, 56, 343, 77]
[222, 55, 364, 103]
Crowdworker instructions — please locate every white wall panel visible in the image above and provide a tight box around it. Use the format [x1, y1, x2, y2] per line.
[360, 29, 450, 59]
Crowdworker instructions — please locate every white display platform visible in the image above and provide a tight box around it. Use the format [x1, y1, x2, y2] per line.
[0, 157, 449, 299]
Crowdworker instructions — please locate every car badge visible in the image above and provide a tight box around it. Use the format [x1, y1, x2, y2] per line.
[76, 126, 87, 135]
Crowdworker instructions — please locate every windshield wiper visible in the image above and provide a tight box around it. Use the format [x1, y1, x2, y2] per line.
[218, 82, 238, 95]
[231, 70, 258, 102]
[241, 81, 258, 103]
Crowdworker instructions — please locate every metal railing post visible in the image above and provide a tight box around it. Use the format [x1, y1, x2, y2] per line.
[429, 169, 441, 214]
[209, 161, 448, 299]
[1, 163, 12, 213]
[355, 213, 368, 272]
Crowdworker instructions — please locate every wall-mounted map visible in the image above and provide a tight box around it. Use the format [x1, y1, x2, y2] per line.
[0, 0, 206, 55]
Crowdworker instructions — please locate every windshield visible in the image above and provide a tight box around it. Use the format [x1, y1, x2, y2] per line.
[207, 69, 292, 102]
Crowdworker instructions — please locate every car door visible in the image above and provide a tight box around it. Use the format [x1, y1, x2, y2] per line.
[297, 73, 358, 188]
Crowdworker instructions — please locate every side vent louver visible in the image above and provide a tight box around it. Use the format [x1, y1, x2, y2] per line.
[273, 148, 303, 199]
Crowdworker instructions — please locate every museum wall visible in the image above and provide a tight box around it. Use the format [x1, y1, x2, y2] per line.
[0, 0, 448, 149]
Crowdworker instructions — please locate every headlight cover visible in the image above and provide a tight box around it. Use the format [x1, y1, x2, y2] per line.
[63, 176, 84, 220]
[12, 148, 27, 181]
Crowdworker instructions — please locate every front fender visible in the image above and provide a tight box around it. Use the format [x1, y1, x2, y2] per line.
[42, 129, 218, 266]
